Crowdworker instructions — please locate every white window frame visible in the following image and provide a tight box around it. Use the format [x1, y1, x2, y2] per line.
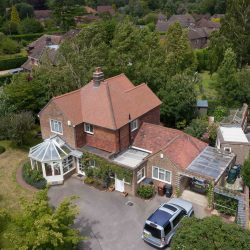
[152, 166, 171, 184]
[84, 123, 94, 134]
[137, 167, 146, 184]
[130, 119, 138, 132]
[50, 119, 63, 134]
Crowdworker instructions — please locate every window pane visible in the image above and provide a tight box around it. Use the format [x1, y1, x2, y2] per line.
[159, 171, 165, 180]
[153, 167, 158, 178]
[165, 171, 171, 182]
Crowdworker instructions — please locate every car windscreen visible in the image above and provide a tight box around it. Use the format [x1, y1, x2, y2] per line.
[144, 223, 161, 239]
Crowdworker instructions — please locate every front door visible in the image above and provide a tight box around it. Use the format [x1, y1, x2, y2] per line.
[115, 177, 125, 192]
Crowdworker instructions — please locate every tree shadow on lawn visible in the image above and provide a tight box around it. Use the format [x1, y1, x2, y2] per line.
[74, 216, 102, 250]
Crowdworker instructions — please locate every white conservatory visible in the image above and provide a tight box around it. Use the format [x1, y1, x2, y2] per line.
[29, 135, 83, 185]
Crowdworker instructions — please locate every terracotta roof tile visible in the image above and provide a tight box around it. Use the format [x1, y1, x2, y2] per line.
[43, 74, 161, 130]
[133, 123, 207, 170]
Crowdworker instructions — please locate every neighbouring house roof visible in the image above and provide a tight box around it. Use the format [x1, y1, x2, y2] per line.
[188, 27, 208, 40]
[133, 123, 207, 170]
[40, 74, 161, 130]
[84, 6, 97, 14]
[197, 100, 208, 108]
[28, 35, 62, 60]
[21, 58, 34, 71]
[97, 5, 115, 15]
[74, 15, 100, 24]
[34, 10, 52, 20]
[186, 146, 235, 182]
[29, 135, 82, 162]
[156, 20, 169, 32]
[219, 126, 249, 143]
[196, 18, 221, 29]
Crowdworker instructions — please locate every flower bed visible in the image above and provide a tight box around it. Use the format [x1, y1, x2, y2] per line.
[137, 185, 155, 199]
[22, 162, 47, 189]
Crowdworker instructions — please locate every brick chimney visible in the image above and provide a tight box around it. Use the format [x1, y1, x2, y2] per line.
[93, 67, 104, 87]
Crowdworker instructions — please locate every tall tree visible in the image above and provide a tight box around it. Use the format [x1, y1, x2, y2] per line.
[164, 22, 196, 77]
[158, 73, 197, 126]
[10, 5, 20, 25]
[215, 48, 237, 106]
[220, 0, 250, 67]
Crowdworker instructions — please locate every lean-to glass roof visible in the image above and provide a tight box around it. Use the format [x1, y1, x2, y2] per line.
[186, 146, 234, 182]
[29, 136, 82, 162]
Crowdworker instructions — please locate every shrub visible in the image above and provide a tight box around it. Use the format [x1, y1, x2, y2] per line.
[0, 74, 12, 86]
[22, 162, 47, 189]
[214, 193, 237, 216]
[0, 37, 20, 54]
[84, 177, 94, 184]
[137, 185, 155, 199]
[18, 18, 44, 34]
[0, 145, 5, 154]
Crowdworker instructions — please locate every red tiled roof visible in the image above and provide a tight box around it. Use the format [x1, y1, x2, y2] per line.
[42, 74, 161, 130]
[133, 123, 207, 170]
[97, 5, 115, 15]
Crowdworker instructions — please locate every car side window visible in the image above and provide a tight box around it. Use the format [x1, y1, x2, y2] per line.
[172, 210, 186, 227]
[164, 222, 172, 236]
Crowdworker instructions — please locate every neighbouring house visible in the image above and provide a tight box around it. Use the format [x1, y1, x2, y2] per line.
[156, 14, 209, 49]
[196, 17, 221, 33]
[156, 13, 195, 32]
[34, 10, 52, 23]
[84, 6, 97, 15]
[21, 30, 80, 71]
[188, 27, 208, 49]
[30, 67, 236, 197]
[21, 34, 62, 71]
[96, 5, 115, 16]
[197, 100, 208, 116]
[216, 126, 250, 165]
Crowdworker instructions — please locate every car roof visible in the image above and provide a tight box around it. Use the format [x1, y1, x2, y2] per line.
[147, 208, 173, 227]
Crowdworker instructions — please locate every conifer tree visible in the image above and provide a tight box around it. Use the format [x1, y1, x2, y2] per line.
[10, 5, 20, 25]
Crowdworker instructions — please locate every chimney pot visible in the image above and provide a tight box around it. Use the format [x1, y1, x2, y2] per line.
[93, 67, 104, 87]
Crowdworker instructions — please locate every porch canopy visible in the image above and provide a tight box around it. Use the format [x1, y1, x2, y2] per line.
[29, 135, 82, 184]
[186, 146, 235, 183]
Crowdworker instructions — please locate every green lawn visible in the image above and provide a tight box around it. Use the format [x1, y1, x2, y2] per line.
[198, 71, 218, 100]
[0, 141, 34, 212]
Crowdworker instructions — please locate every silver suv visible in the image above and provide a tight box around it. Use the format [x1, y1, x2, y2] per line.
[142, 198, 194, 248]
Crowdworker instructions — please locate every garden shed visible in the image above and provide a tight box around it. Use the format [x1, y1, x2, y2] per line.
[29, 135, 82, 185]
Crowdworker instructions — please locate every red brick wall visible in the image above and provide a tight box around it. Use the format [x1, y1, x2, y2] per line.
[85, 126, 118, 152]
[39, 101, 76, 148]
[146, 151, 179, 193]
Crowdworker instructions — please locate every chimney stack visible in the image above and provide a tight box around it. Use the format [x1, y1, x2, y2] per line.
[93, 67, 104, 87]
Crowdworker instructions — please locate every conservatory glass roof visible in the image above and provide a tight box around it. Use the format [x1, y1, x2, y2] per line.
[29, 135, 82, 162]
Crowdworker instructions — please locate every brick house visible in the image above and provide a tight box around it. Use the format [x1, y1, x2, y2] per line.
[32, 67, 235, 195]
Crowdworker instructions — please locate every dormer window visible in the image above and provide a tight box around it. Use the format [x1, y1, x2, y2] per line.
[130, 119, 138, 132]
[50, 119, 63, 134]
[84, 123, 94, 134]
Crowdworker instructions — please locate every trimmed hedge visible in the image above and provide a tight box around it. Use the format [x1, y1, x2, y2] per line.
[137, 185, 155, 199]
[22, 162, 47, 189]
[0, 146, 6, 154]
[0, 56, 27, 70]
[8, 33, 45, 42]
